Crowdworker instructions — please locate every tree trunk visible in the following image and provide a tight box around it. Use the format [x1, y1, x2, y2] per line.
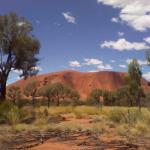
[138, 97, 141, 112]
[48, 97, 50, 108]
[13, 98, 16, 105]
[32, 96, 35, 107]
[57, 98, 59, 106]
[0, 80, 6, 101]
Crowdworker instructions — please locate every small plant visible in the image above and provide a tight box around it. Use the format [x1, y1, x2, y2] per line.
[0, 101, 23, 125]
[108, 108, 125, 123]
[73, 106, 100, 115]
[116, 125, 127, 136]
[34, 109, 49, 127]
[135, 121, 149, 134]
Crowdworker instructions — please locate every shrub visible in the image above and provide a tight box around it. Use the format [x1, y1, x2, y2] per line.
[34, 109, 49, 127]
[0, 101, 23, 125]
[54, 122, 84, 131]
[86, 98, 100, 106]
[135, 121, 149, 134]
[47, 106, 73, 115]
[73, 106, 100, 116]
[108, 108, 125, 123]
[116, 125, 127, 136]
[130, 121, 149, 136]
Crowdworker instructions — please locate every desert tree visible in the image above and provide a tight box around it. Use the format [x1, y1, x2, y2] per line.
[51, 83, 78, 106]
[0, 13, 40, 101]
[7, 86, 21, 104]
[67, 89, 80, 106]
[87, 89, 103, 106]
[39, 83, 80, 107]
[128, 59, 144, 111]
[50, 82, 64, 106]
[38, 84, 53, 108]
[24, 80, 39, 106]
[103, 90, 116, 106]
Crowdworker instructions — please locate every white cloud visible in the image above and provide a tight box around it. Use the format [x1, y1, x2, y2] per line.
[144, 37, 150, 44]
[17, 21, 25, 26]
[83, 58, 112, 70]
[68, 58, 113, 71]
[62, 12, 76, 24]
[101, 38, 149, 51]
[119, 64, 127, 68]
[98, 0, 150, 31]
[88, 64, 113, 72]
[143, 72, 150, 81]
[13, 70, 23, 74]
[88, 70, 98, 73]
[118, 32, 125, 36]
[126, 59, 132, 64]
[111, 17, 119, 23]
[69, 60, 81, 67]
[83, 58, 103, 65]
[126, 58, 147, 66]
[97, 64, 113, 70]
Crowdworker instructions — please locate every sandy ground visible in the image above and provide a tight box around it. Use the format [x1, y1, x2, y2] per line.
[31, 140, 81, 150]
[31, 137, 125, 150]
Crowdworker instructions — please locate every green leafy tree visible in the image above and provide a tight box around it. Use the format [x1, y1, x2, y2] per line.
[38, 84, 53, 108]
[127, 59, 144, 111]
[128, 59, 142, 86]
[7, 86, 21, 104]
[24, 80, 39, 106]
[103, 90, 116, 106]
[87, 89, 103, 105]
[69, 89, 80, 106]
[50, 83, 64, 106]
[0, 13, 40, 101]
[39, 82, 80, 107]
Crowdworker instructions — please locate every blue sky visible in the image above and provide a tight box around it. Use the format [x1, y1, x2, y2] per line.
[1, 0, 150, 83]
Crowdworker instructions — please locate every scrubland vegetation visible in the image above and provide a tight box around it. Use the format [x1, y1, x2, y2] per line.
[0, 101, 150, 139]
[0, 13, 150, 149]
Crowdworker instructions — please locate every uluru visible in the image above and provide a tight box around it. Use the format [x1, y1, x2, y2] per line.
[8, 70, 150, 99]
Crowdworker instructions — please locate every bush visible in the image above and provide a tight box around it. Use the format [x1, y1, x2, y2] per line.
[0, 101, 23, 125]
[34, 109, 49, 127]
[86, 98, 100, 106]
[73, 106, 100, 116]
[108, 108, 125, 123]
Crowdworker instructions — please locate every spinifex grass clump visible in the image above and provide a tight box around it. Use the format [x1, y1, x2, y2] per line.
[0, 101, 23, 125]
[107, 107, 150, 125]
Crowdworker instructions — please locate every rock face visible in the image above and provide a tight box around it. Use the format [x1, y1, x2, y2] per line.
[8, 70, 150, 99]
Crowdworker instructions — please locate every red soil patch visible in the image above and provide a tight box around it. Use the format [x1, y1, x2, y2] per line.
[31, 140, 81, 150]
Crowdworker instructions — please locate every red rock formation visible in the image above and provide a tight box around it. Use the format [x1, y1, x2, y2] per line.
[8, 70, 150, 99]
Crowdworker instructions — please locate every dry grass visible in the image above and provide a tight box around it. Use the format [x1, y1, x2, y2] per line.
[1, 105, 150, 139]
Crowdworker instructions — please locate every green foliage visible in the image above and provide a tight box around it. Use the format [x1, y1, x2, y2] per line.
[0, 12, 40, 100]
[87, 89, 103, 105]
[39, 82, 80, 106]
[34, 109, 49, 127]
[7, 86, 21, 104]
[24, 80, 39, 106]
[108, 108, 125, 123]
[86, 98, 99, 106]
[103, 90, 116, 106]
[107, 107, 150, 126]
[24, 80, 39, 97]
[127, 59, 144, 110]
[0, 13, 40, 77]
[0, 101, 23, 125]
[128, 59, 142, 85]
